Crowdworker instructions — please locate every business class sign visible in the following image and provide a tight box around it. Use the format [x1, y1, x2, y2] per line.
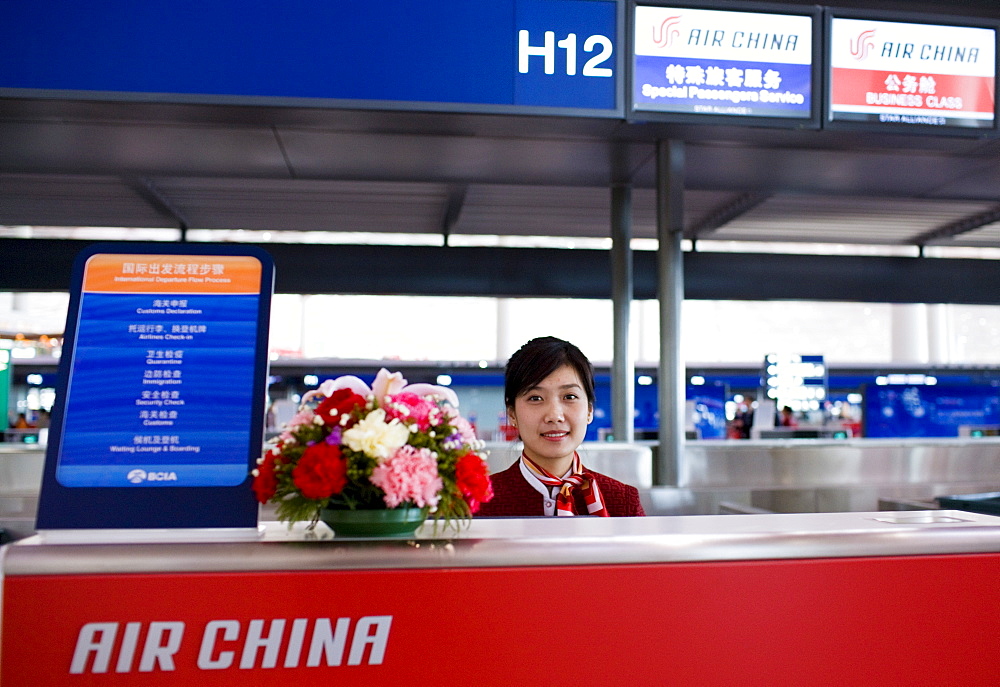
[828, 17, 996, 128]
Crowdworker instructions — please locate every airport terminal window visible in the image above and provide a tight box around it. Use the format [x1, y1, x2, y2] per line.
[3, 292, 999, 367]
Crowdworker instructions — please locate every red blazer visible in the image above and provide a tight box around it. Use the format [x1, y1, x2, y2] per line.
[477, 462, 645, 517]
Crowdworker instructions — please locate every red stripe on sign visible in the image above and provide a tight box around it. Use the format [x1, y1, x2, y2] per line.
[830, 67, 995, 114]
[4, 554, 1000, 686]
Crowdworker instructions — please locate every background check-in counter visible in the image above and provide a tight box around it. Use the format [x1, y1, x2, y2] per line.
[4, 511, 1000, 684]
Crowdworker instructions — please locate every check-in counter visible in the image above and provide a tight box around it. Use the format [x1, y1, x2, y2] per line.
[7, 439, 1000, 536]
[3, 511, 1000, 685]
[489, 438, 1000, 515]
[674, 436, 1000, 514]
[0, 445, 43, 541]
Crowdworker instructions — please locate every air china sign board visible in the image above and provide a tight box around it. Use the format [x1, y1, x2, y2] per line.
[35, 244, 274, 530]
[632, 5, 814, 120]
[828, 17, 996, 128]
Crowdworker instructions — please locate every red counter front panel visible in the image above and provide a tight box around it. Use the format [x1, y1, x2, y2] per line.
[3, 553, 999, 686]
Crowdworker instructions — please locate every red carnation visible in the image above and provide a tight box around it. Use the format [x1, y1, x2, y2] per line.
[315, 388, 367, 427]
[455, 452, 494, 513]
[252, 453, 278, 504]
[292, 441, 348, 500]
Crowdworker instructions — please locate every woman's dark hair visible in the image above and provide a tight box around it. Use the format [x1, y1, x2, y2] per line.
[504, 336, 595, 409]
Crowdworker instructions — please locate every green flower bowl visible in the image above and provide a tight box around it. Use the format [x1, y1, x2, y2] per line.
[319, 505, 428, 538]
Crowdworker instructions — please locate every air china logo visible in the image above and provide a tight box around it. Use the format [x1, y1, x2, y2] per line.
[851, 29, 876, 61]
[70, 616, 393, 674]
[653, 16, 682, 48]
[127, 469, 177, 483]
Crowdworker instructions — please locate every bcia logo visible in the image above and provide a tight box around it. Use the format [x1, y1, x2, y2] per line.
[126, 469, 178, 483]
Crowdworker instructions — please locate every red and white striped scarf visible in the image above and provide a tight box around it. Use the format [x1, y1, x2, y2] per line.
[520, 453, 608, 517]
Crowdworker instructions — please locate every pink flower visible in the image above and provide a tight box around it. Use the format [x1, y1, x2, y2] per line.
[450, 415, 478, 444]
[281, 408, 316, 440]
[383, 392, 439, 431]
[370, 445, 442, 509]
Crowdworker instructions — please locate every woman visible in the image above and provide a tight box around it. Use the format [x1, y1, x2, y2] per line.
[477, 336, 645, 517]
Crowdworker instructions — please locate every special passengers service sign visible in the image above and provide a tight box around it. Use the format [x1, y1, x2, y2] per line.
[632, 5, 814, 119]
[828, 17, 996, 128]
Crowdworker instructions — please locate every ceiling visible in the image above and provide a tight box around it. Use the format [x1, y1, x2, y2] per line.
[2, 95, 1000, 253]
[3, 0, 1000, 297]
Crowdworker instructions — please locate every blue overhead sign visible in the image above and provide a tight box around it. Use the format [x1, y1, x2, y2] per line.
[0, 0, 620, 115]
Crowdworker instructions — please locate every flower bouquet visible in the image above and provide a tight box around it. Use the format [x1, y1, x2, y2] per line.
[253, 369, 493, 534]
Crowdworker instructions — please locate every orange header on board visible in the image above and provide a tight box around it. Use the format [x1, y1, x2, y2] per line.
[82, 254, 262, 294]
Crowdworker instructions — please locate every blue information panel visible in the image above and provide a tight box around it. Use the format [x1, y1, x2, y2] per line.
[58, 293, 259, 487]
[863, 384, 1000, 438]
[593, 378, 728, 440]
[36, 246, 274, 530]
[688, 384, 728, 440]
[0, 0, 619, 115]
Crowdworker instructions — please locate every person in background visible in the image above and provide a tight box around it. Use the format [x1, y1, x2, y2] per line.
[779, 406, 798, 427]
[736, 395, 755, 439]
[727, 415, 747, 440]
[476, 336, 645, 517]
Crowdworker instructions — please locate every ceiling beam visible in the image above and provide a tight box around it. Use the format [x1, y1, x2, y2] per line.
[440, 184, 467, 247]
[686, 192, 771, 240]
[911, 204, 1000, 246]
[128, 177, 192, 236]
[5, 238, 1000, 305]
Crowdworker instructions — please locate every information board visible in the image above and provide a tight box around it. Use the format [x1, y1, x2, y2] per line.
[762, 354, 827, 412]
[632, 4, 816, 122]
[863, 384, 1000, 438]
[0, 0, 620, 116]
[36, 245, 274, 530]
[688, 384, 728, 440]
[828, 15, 996, 129]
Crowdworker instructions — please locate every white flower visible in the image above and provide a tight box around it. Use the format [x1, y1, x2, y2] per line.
[341, 408, 410, 460]
[313, 368, 460, 408]
[371, 369, 407, 402]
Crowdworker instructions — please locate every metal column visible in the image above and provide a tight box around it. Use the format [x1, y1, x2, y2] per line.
[611, 184, 634, 443]
[656, 140, 685, 486]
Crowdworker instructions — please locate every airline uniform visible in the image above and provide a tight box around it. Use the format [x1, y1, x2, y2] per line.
[477, 461, 645, 517]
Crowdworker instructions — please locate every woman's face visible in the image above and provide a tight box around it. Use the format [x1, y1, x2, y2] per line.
[509, 363, 593, 473]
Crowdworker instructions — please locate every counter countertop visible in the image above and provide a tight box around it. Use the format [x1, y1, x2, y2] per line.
[4, 510, 1000, 576]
